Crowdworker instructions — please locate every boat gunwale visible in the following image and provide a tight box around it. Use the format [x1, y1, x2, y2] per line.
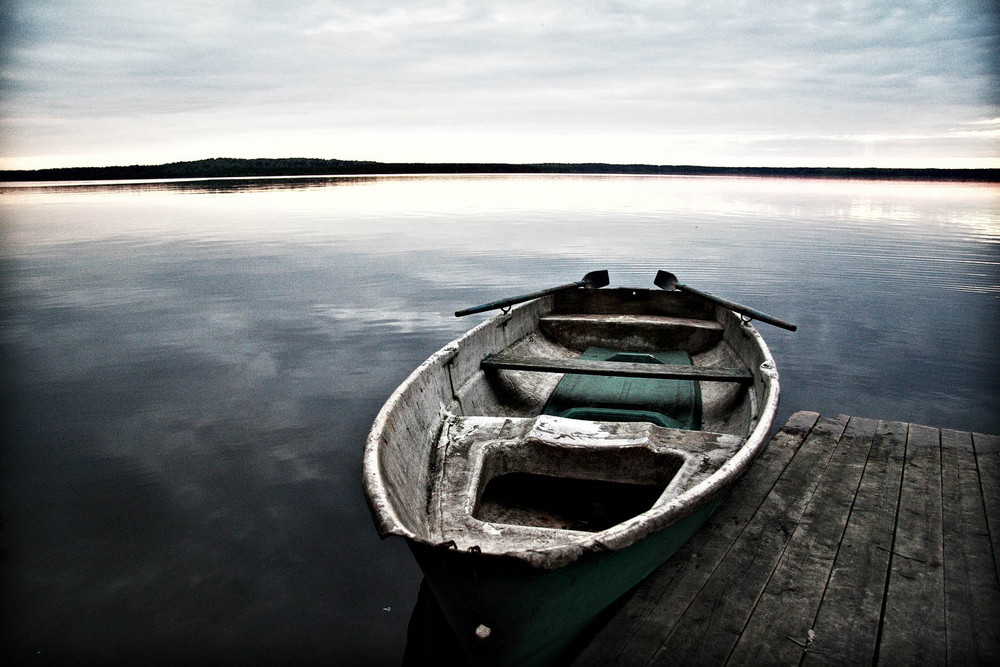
[362, 290, 780, 569]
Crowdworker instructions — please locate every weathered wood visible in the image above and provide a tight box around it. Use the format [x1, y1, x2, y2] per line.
[653, 269, 798, 331]
[973, 432, 1000, 586]
[803, 420, 908, 666]
[453, 270, 609, 317]
[940, 428, 1000, 665]
[639, 414, 850, 666]
[553, 287, 716, 319]
[572, 410, 821, 667]
[573, 415, 1000, 667]
[538, 313, 725, 355]
[368, 285, 783, 666]
[727, 416, 879, 666]
[878, 423, 946, 666]
[482, 350, 754, 384]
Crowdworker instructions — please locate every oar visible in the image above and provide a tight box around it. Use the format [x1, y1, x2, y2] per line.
[455, 270, 610, 317]
[654, 270, 797, 331]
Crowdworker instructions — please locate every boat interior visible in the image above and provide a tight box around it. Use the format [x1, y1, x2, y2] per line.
[449, 289, 759, 432]
[371, 288, 775, 555]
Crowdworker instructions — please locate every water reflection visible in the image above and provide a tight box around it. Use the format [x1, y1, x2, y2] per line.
[0, 175, 997, 665]
[0, 175, 384, 196]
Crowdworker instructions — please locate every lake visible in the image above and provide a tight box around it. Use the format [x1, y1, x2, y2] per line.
[1, 174, 997, 665]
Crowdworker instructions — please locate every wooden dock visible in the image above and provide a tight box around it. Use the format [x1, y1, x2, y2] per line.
[572, 411, 1000, 666]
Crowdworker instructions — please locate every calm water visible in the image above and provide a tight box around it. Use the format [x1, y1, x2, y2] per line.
[1, 174, 997, 665]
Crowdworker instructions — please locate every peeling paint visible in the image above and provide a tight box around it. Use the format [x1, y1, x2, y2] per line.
[362, 288, 780, 569]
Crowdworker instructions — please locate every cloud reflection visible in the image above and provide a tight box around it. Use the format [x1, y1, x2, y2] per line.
[1, 174, 997, 665]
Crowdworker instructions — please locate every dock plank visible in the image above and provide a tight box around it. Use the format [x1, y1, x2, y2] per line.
[572, 410, 821, 667]
[726, 416, 879, 666]
[638, 414, 850, 666]
[973, 432, 1000, 585]
[940, 428, 1000, 665]
[870, 424, 947, 665]
[803, 420, 908, 666]
[572, 414, 999, 667]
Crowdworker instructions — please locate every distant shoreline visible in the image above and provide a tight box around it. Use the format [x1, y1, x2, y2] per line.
[2, 157, 997, 183]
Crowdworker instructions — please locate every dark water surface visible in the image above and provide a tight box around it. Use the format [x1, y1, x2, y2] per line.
[1, 174, 997, 664]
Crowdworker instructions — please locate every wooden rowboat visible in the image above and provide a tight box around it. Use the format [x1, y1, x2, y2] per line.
[363, 271, 792, 666]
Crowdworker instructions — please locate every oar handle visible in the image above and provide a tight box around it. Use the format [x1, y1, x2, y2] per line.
[677, 284, 798, 331]
[455, 270, 609, 317]
[455, 280, 584, 317]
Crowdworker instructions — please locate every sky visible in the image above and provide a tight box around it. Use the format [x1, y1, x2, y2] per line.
[1, 0, 998, 170]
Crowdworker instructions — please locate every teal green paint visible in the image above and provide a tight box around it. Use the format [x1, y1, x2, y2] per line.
[412, 499, 722, 666]
[543, 347, 702, 430]
[415, 347, 715, 664]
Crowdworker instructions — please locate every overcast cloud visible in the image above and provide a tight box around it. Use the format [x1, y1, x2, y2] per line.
[2, 0, 997, 169]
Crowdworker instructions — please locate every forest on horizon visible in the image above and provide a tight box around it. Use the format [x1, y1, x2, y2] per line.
[2, 157, 997, 183]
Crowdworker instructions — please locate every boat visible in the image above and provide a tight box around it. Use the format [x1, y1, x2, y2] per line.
[363, 270, 794, 666]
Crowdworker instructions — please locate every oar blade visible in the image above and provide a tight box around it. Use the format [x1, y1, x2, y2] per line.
[653, 270, 678, 291]
[583, 269, 610, 288]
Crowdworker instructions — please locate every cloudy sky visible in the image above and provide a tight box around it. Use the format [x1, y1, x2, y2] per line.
[2, 0, 997, 170]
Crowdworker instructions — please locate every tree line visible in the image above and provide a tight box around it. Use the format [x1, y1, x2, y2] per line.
[2, 157, 997, 182]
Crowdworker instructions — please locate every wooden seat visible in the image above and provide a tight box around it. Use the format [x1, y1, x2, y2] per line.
[428, 415, 747, 552]
[538, 314, 724, 354]
[481, 349, 753, 385]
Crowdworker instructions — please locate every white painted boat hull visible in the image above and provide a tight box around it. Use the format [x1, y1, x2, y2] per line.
[364, 287, 780, 664]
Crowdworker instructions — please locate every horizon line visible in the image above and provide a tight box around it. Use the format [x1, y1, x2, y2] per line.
[2, 156, 998, 183]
